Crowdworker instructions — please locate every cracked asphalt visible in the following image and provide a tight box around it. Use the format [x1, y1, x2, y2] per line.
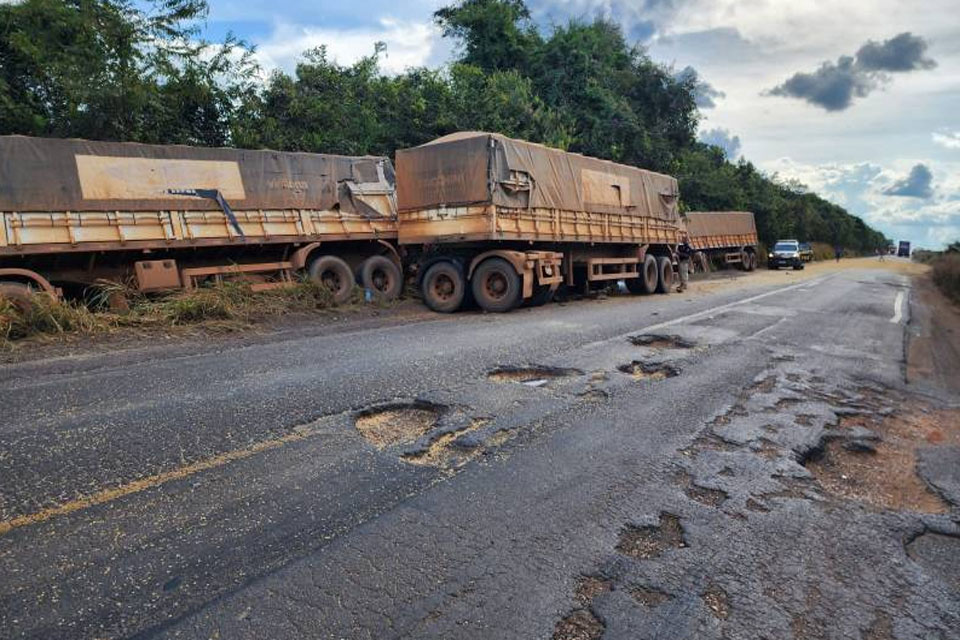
[1, 263, 958, 639]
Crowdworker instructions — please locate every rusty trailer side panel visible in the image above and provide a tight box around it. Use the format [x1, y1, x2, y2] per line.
[395, 132, 683, 247]
[0, 136, 397, 257]
[684, 211, 758, 251]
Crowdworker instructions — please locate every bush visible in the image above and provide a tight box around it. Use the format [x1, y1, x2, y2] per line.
[932, 253, 960, 304]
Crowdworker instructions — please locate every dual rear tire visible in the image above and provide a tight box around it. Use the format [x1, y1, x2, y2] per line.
[421, 257, 524, 314]
[309, 254, 402, 304]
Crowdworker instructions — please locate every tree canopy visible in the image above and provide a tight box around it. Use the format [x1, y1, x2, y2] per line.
[0, 0, 890, 251]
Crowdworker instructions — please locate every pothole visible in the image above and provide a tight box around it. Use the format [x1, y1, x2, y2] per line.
[631, 586, 671, 607]
[552, 609, 604, 640]
[686, 484, 729, 507]
[616, 513, 686, 559]
[628, 334, 694, 349]
[802, 405, 959, 514]
[354, 402, 442, 449]
[575, 576, 612, 605]
[487, 366, 580, 387]
[402, 418, 490, 469]
[617, 361, 679, 382]
[702, 585, 730, 620]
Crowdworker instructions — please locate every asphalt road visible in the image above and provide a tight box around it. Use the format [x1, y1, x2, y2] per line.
[1, 266, 958, 639]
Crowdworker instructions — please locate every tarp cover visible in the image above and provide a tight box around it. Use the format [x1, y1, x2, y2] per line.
[396, 132, 680, 221]
[0, 135, 395, 216]
[684, 211, 757, 237]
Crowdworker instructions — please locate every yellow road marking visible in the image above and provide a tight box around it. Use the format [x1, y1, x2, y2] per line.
[0, 429, 314, 536]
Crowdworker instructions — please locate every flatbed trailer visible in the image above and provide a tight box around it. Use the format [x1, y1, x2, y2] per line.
[396, 132, 685, 312]
[683, 211, 759, 271]
[0, 136, 402, 307]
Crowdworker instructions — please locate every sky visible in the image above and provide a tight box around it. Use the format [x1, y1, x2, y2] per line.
[199, 0, 960, 249]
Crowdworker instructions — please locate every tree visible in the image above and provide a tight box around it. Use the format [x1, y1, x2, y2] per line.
[434, 0, 540, 72]
[0, 0, 256, 144]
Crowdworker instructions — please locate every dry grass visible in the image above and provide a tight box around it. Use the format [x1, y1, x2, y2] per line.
[0, 279, 343, 349]
[932, 253, 960, 304]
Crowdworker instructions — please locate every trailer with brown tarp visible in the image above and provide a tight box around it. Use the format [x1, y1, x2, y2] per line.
[0, 136, 402, 306]
[395, 132, 685, 312]
[683, 211, 759, 272]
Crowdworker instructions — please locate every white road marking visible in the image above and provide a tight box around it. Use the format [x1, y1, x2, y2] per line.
[890, 291, 905, 324]
[581, 275, 831, 350]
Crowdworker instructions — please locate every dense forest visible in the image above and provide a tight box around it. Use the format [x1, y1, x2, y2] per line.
[0, 0, 890, 251]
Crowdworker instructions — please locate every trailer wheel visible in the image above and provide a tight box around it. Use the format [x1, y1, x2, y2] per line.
[309, 255, 354, 304]
[421, 261, 465, 313]
[626, 255, 659, 295]
[527, 285, 555, 307]
[0, 282, 34, 313]
[360, 255, 402, 300]
[655, 256, 673, 294]
[472, 258, 521, 313]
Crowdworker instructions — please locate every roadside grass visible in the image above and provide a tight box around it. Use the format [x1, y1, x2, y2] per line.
[0, 278, 352, 348]
[932, 253, 960, 304]
[811, 242, 836, 261]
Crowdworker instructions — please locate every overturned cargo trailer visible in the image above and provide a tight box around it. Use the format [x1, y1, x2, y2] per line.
[683, 211, 759, 271]
[0, 135, 400, 306]
[396, 132, 684, 312]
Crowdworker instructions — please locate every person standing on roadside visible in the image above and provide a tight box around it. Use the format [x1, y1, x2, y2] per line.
[835, 244, 842, 263]
[676, 234, 693, 292]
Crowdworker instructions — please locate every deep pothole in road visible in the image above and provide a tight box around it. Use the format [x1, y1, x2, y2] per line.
[616, 513, 686, 559]
[617, 361, 679, 382]
[702, 585, 731, 620]
[628, 334, 694, 349]
[487, 365, 581, 387]
[632, 585, 671, 607]
[552, 609, 604, 640]
[402, 418, 490, 469]
[354, 401, 443, 449]
[801, 406, 959, 514]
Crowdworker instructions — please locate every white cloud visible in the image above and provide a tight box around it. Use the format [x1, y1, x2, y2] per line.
[764, 157, 960, 249]
[254, 18, 439, 75]
[933, 130, 960, 150]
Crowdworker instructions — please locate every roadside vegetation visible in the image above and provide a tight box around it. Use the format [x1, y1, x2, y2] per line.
[0, 280, 349, 347]
[0, 0, 889, 253]
[914, 243, 960, 304]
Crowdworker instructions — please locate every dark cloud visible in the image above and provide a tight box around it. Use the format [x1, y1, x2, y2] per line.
[855, 32, 936, 72]
[675, 66, 725, 109]
[766, 32, 936, 111]
[883, 164, 934, 199]
[698, 127, 740, 158]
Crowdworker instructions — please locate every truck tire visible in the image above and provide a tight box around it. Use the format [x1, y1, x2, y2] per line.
[655, 256, 673, 294]
[750, 253, 758, 271]
[309, 255, 354, 304]
[421, 261, 465, 313]
[527, 284, 555, 307]
[626, 255, 659, 294]
[0, 282, 34, 313]
[360, 255, 402, 300]
[471, 258, 521, 313]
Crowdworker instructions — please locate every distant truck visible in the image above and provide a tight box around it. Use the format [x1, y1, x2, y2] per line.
[396, 131, 686, 312]
[898, 241, 911, 257]
[683, 211, 759, 271]
[0, 135, 402, 308]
